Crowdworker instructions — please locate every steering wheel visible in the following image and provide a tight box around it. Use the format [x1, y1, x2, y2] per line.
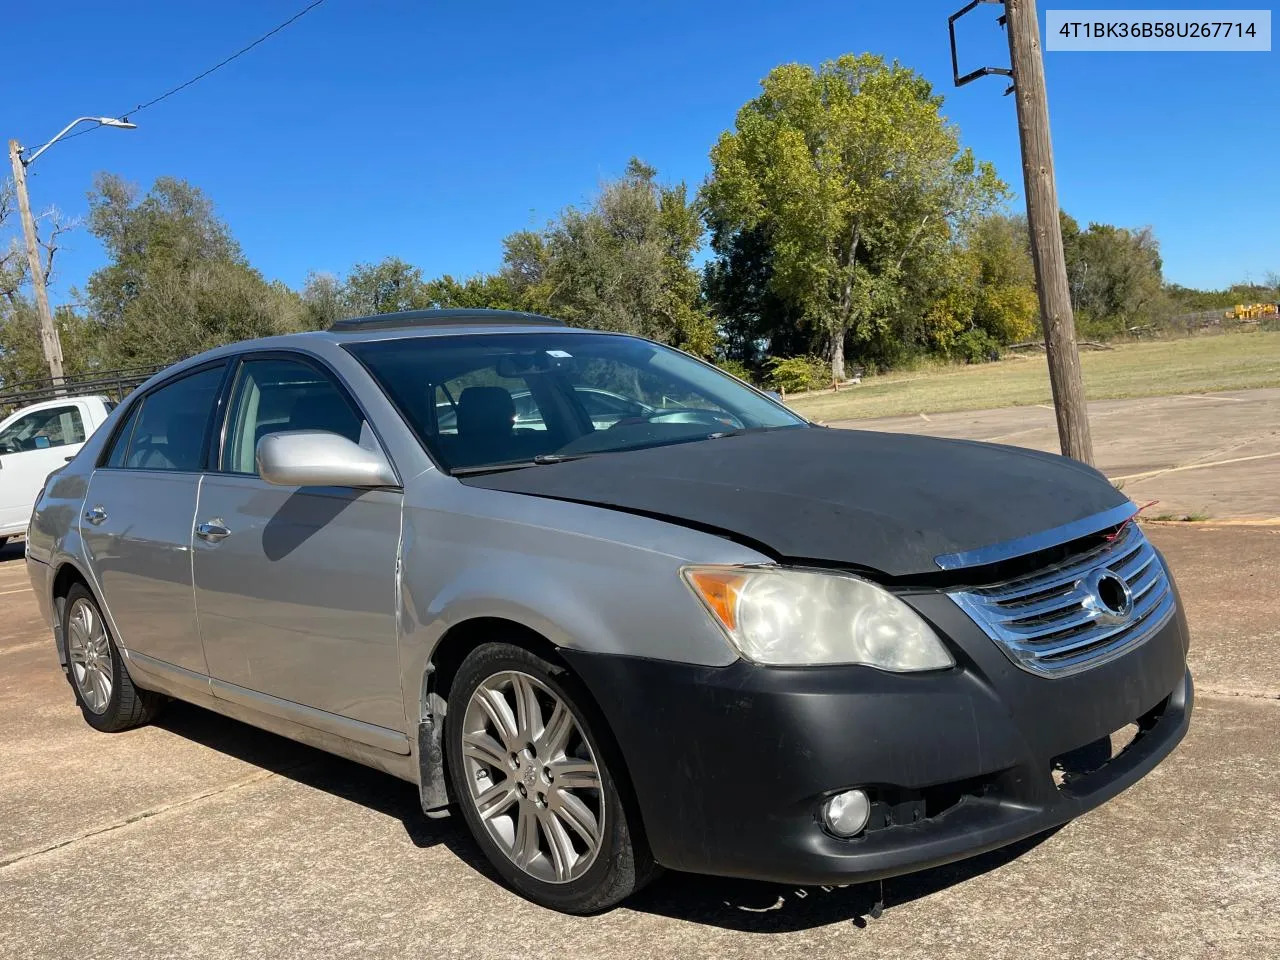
[608, 409, 743, 430]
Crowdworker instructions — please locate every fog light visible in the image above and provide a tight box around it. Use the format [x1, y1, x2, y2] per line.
[822, 789, 870, 838]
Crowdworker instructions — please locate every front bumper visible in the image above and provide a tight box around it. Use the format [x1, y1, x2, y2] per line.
[562, 588, 1193, 885]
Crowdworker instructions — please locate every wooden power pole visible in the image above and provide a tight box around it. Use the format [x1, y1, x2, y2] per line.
[1002, 0, 1093, 463]
[8, 138, 66, 389]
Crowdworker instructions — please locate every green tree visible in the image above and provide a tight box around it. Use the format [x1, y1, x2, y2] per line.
[83, 174, 300, 365]
[300, 271, 345, 329]
[966, 214, 1038, 345]
[341, 257, 426, 316]
[1061, 216, 1164, 337]
[703, 224, 808, 370]
[704, 53, 1004, 379]
[535, 158, 715, 355]
[420, 273, 522, 310]
[0, 301, 106, 390]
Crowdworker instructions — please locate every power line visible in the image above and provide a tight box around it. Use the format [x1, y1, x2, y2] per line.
[122, 0, 328, 118]
[54, 0, 327, 147]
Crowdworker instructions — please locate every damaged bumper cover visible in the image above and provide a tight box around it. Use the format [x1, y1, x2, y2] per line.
[561, 586, 1193, 885]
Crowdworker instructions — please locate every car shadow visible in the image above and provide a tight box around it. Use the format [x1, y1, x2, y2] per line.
[0, 537, 25, 563]
[154, 701, 474, 860]
[625, 829, 1060, 931]
[155, 698, 1060, 930]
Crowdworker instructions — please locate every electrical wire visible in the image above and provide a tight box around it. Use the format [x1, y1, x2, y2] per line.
[52, 0, 327, 148]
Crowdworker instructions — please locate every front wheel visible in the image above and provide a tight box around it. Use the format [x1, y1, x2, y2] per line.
[445, 642, 655, 913]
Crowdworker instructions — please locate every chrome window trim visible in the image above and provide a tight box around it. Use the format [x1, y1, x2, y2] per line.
[934, 501, 1139, 571]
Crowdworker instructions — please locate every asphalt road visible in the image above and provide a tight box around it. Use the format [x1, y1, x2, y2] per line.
[837, 388, 1280, 521]
[2, 521, 1278, 960]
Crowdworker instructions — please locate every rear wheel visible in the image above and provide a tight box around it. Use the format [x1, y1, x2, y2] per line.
[63, 583, 162, 732]
[446, 642, 654, 913]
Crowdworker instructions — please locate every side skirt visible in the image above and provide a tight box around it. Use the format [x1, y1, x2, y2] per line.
[122, 649, 419, 785]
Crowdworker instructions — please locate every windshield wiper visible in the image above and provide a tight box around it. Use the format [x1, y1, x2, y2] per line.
[531, 452, 592, 464]
[449, 453, 593, 476]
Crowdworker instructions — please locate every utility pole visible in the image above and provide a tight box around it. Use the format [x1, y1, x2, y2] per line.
[1003, 0, 1093, 463]
[948, 0, 1094, 464]
[8, 138, 65, 389]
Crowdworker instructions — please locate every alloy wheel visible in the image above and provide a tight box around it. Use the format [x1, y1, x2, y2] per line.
[460, 670, 605, 884]
[67, 598, 113, 714]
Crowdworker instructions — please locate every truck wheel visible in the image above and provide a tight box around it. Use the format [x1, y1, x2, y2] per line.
[446, 641, 656, 913]
[62, 583, 163, 732]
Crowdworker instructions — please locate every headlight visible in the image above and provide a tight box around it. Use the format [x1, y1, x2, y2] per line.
[683, 566, 954, 671]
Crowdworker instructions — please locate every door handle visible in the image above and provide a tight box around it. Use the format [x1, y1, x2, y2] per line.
[84, 505, 108, 525]
[195, 519, 231, 543]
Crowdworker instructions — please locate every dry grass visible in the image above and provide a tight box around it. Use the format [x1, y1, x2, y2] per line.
[787, 330, 1280, 422]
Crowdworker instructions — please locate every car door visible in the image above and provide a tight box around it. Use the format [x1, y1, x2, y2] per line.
[192, 353, 406, 750]
[0, 402, 89, 535]
[81, 364, 229, 675]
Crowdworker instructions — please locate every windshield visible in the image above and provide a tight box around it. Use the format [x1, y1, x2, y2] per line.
[347, 332, 806, 472]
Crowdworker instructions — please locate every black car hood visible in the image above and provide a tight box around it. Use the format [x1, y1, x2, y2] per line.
[459, 426, 1128, 577]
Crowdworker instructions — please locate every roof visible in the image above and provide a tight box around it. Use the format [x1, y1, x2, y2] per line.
[114, 309, 609, 400]
[327, 308, 566, 333]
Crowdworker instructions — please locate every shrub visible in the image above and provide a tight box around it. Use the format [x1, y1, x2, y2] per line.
[953, 328, 1002, 364]
[767, 355, 827, 393]
[713, 357, 755, 384]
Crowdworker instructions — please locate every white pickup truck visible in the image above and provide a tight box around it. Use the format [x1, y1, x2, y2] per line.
[0, 395, 116, 548]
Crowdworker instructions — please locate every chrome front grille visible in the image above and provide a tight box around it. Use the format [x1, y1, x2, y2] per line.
[949, 522, 1175, 678]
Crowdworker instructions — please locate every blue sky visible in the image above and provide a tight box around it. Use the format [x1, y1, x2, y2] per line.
[12, 1, 1277, 308]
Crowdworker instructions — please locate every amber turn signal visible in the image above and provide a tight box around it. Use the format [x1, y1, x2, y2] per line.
[684, 568, 748, 634]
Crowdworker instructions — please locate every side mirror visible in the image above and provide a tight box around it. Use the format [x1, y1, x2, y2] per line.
[256, 431, 398, 489]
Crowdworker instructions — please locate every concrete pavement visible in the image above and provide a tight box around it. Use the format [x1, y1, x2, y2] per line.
[1, 525, 1278, 959]
[836, 388, 1280, 521]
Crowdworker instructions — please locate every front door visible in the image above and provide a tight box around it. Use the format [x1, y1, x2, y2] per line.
[0, 402, 88, 536]
[81, 364, 227, 674]
[192, 355, 405, 745]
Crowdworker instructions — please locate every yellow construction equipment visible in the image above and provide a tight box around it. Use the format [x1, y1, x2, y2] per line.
[1224, 303, 1279, 321]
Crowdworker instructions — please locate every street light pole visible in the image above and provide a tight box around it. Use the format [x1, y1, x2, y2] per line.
[7, 117, 136, 390]
[8, 138, 64, 385]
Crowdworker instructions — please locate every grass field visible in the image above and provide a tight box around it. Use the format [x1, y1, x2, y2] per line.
[787, 329, 1280, 421]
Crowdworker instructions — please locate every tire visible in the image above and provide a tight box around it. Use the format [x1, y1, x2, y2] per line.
[445, 641, 656, 913]
[62, 583, 163, 732]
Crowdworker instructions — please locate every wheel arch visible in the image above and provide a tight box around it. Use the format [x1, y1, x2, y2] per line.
[49, 559, 93, 667]
[414, 616, 645, 848]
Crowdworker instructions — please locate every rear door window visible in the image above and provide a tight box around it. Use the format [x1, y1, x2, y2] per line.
[115, 366, 226, 472]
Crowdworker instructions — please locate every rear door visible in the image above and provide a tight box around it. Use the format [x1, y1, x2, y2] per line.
[81, 364, 228, 674]
[192, 353, 406, 749]
[0, 402, 88, 535]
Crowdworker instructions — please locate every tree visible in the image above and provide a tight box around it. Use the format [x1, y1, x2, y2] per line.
[1, 178, 86, 387]
[342, 257, 426, 316]
[300, 271, 345, 329]
[702, 224, 807, 369]
[1061, 217, 1163, 337]
[966, 214, 1038, 344]
[83, 174, 300, 365]
[704, 54, 1004, 379]
[420, 273, 522, 311]
[536, 158, 715, 355]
